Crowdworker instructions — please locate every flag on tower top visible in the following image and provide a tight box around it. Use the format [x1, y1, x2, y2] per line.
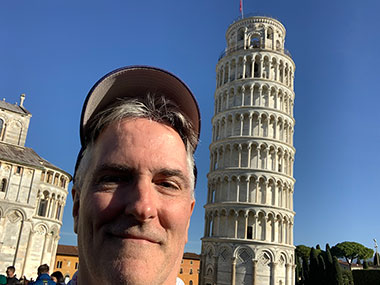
[239, 0, 244, 18]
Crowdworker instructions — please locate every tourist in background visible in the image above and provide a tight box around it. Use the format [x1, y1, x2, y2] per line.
[30, 264, 55, 285]
[50, 272, 64, 285]
[6, 266, 20, 285]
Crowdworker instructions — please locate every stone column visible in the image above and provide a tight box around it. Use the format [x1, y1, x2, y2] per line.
[215, 213, 220, 236]
[291, 264, 296, 285]
[258, 87, 263, 106]
[252, 259, 258, 285]
[247, 143, 252, 168]
[238, 145, 242, 168]
[258, 117, 261, 137]
[242, 56, 247, 79]
[246, 178, 250, 203]
[231, 257, 237, 285]
[285, 263, 291, 285]
[46, 195, 53, 218]
[50, 236, 60, 270]
[21, 228, 34, 276]
[257, 147, 261, 169]
[251, 57, 255, 78]
[241, 86, 245, 107]
[236, 176, 240, 202]
[40, 232, 49, 264]
[255, 181, 259, 203]
[244, 213, 248, 239]
[240, 114, 244, 136]
[250, 85, 254, 105]
[234, 213, 238, 238]
[227, 177, 231, 201]
[248, 114, 253, 136]
[231, 115, 235, 136]
[214, 255, 219, 284]
[271, 262, 277, 285]
[60, 202, 65, 221]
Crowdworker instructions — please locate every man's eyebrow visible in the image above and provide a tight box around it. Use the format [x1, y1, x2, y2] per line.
[93, 163, 134, 174]
[156, 168, 190, 188]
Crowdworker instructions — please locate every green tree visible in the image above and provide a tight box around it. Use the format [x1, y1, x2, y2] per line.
[302, 257, 310, 284]
[325, 247, 334, 284]
[332, 257, 343, 285]
[295, 254, 301, 285]
[296, 245, 311, 261]
[309, 247, 320, 285]
[318, 254, 327, 283]
[331, 241, 374, 269]
[363, 260, 369, 269]
[341, 270, 354, 285]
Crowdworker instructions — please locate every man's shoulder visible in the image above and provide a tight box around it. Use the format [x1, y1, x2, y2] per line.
[34, 274, 55, 285]
[7, 276, 20, 285]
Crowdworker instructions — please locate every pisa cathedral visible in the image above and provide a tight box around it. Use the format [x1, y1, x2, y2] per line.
[200, 16, 296, 285]
[0, 94, 71, 278]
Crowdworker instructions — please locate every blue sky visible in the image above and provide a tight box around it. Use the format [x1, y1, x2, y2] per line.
[1, 0, 379, 254]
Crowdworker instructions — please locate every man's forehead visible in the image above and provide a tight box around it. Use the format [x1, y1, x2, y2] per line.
[94, 119, 188, 166]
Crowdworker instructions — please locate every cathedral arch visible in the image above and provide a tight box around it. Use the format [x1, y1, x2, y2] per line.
[33, 222, 48, 234]
[5, 208, 26, 222]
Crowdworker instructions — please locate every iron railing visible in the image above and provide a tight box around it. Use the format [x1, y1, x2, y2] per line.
[218, 44, 292, 61]
[229, 13, 281, 26]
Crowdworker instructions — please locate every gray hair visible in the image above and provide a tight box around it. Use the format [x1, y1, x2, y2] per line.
[74, 94, 197, 197]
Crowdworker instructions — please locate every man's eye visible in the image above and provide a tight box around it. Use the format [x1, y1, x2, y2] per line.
[157, 180, 180, 190]
[97, 175, 132, 184]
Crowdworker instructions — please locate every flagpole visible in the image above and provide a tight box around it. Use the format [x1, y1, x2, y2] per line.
[240, 0, 244, 19]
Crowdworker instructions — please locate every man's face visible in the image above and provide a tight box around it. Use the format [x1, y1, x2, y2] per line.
[6, 268, 14, 278]
[73, 118, 195, 285]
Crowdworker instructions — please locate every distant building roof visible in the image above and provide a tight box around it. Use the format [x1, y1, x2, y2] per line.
[0, 100, 30, 115]
[0, 142, 71, 178]
[183, 252, 200, 260]
[338, 260, 363, 270]
[56, 245, 78, 257]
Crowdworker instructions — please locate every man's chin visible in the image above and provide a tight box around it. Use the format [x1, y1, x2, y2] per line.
[107, 258, 166, 285]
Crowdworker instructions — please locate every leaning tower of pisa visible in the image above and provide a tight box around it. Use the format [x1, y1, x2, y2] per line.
[200, 16, 296, 285]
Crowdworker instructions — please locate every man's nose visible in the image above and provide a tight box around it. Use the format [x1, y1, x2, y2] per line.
[124, 177, 157, 222]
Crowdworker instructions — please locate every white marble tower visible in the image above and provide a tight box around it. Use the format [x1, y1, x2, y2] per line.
[200, 16, 296, 285]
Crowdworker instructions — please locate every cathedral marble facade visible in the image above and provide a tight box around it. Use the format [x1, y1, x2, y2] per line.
[0, 94, 71, 278]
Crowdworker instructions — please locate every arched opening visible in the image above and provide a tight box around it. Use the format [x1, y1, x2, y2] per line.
[267, 27, 273, 39]
[38, 191, 49, 217]
[251, 37, 260, 48]
[0, 178, 7, 192]
[0, 118, 4, 140]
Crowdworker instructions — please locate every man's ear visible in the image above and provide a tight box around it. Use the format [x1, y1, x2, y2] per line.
[72, 187, 80, 234]
[185, 199, 195, 243]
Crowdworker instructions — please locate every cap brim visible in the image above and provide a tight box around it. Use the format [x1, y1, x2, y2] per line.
[80, 66, 200, 149]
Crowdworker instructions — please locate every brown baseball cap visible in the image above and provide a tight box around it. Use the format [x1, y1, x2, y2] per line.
[80, 65, 200, 147]
[74, 66, 201, 178]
